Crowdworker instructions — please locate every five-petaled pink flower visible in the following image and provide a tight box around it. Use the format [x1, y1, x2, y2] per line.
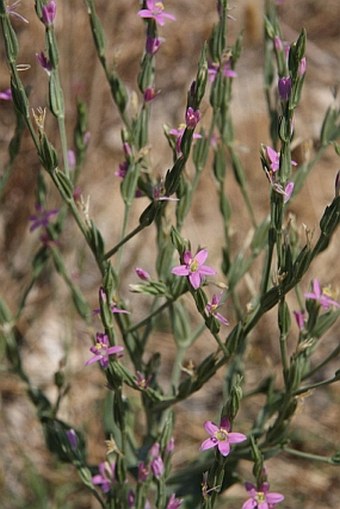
[92, 461, 115, 493]
[242, 482, 284, 509]
[205, 293, 229, 326]
[304, 279, 340, 310]
[138, 0, 176, 26]
[199, 417, 247, 457]
[171, 249, 216, 290]
[85, 332, 124, 368]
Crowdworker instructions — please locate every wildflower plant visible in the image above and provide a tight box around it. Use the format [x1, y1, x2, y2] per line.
[0, 1, 339, 508]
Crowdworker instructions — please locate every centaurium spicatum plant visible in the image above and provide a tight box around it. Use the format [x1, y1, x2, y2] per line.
[0, 1, 339, 508]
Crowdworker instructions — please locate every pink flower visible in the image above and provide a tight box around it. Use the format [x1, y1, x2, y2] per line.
[143, 87, 159, 102]
[166, 493, 183, 509]
[293, 310, 306, 330]
[298, 57, 307, 77]
[169, 124, 202, 154]
[41, 0, 56, 26]
[135, 267, 151, 281]
[150, 442, 164, 479]
[115, 161, 129, 179]
[92, 461, 115, 493]
[6, 1, 29, 24]
[265, 145, 297, 174]
[171, 249, 216, 290]
[208, 61, 237, 82]
[266, 146, 280, 172]
[205, 293, 229, 326]
[145, 35, 164, 55]
[29, 204, 59, 231]
[242, 482, 284, 509]
[93, 287, 130, 316]
[138, 462, 150, 482]
[199, 417, 246, 457]
[135, 370, 151, 389]
[283, 181, 294, 203]
[304, 279, 340, 310]
[138, 0, 176, 26]
[85, 333, 124, 368]
[36, 51, 52, 73]
[65, 429, 78, 451]
[0, 88, 12, 101]
[278, 76, 292, 101]
[185, 107, 201, 129]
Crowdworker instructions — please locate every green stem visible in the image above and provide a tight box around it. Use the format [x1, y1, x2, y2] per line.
[293, 373, 340, 396]
[302, 344, 340, 380]
[104, 223, 145, 260]
[127, 297, 177, 334]
[283, 446, 339, 464]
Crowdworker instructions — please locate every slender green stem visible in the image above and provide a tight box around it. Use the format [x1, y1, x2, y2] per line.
[117, 204, 131, 274]
[293, 373, 340, 396]
[283, 447, 339, 464]
[279, 333, 289, 386]
[104, 223, 145, 260]
[302, 344, 340, 380]
[127, 297, 176, 334]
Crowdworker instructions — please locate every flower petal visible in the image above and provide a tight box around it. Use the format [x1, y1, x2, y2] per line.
[199, 437, 217, 452]
[217, 440, 230, 456]
[171, 265, 190, 276]
[194, 248, 208, 265]
[266, 492, 285, 504]
[189, 271, 201, 289]
[198, 265, 216, 276]
[242, 499, 257, 509]
[204, 420, 219, 435]
[228, 432, 247, 444]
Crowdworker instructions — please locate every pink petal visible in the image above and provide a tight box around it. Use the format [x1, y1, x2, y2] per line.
[214, 312, 229, 326]
[194, 249, 208, 265]
[183, 251, 193, 264]
[228, 432, 247, 444]
[138, 10, 152, 18]
[171, 265, 190, 276]
[199, 437, 217, 452]
[312, 278, 322, 297]
[266, 493, 285, 504]
[84, 355, 101, 366]
[198, 265, 216, 276]
[189, 271, 201, 289]
[162, 12, 176, 21]
[217, 440, 231, 456]
[107, 345, 124, 356]
[242, 499, 256, 509]
[204, 420, 219, 435]
[245, 482, 257, 496]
